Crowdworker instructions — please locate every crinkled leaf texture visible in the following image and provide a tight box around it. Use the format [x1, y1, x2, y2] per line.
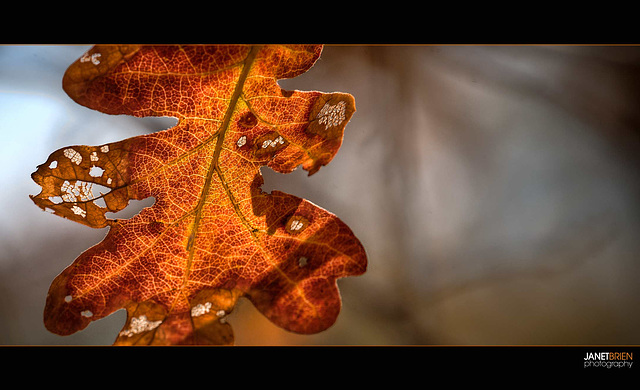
[30, 45, 367, 345]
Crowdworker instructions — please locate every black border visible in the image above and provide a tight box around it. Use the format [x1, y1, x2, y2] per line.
[3, 345, 639, 376]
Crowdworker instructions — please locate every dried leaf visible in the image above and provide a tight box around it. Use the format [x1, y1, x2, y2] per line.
[30, 45, 367, 345]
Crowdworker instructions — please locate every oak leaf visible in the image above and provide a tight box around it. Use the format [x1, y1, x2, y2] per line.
[30, 45, 367, 345]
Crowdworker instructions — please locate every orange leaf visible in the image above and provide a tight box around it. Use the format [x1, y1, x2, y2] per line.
[30, 45, 367, 345]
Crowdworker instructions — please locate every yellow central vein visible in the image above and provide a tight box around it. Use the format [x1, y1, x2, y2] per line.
[174, 45, 262, 310]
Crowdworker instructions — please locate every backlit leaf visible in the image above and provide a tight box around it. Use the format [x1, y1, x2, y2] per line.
[30, 45, 367, 345]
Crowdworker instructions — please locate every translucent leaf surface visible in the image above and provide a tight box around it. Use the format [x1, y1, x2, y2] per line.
[30, 45, 367, 345]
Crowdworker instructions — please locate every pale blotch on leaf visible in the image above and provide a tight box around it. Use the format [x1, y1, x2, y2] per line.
[298, 256, 308, 267]
[80, 310, 93, 318]
[90, 151, 99, 162]
[236, 135, 247, 148]
[119, 315, 162, 337]
[64, 295, 73, 303]
[261, 135, 285, 149]
[71, 205, 86, 218]
[63, 148, 82, 165]
[191, 302, 212, 317]
[286, 215, 309, 234]
[317, 100, 346, 129]
[80, 52, 101, 66]
[61, 180, 110, 203]
[253, 132, 288, 159]
[290, 219, 304, 231]
[48, 160, 57, 169]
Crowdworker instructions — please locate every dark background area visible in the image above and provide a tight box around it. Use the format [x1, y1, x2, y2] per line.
[1, 45, 639, 345]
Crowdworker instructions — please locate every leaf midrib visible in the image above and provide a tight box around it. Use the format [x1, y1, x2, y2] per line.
[178, 45, 262, 303]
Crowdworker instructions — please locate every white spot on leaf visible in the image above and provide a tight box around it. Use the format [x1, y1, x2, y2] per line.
[317, 100, 346, 129]
[64, 295, 72, 303]
[90, 151, 99, 162]
[286, 215, 309, 234]
[61, 180, 110, 203]
[81, 52, 101, 65]
[80, 310, 93, 318]
[298, 256, 308, 267]
[71, 205, 86, 218]
[100, 145, 109, 153]
[261, 136, 285, 148]
[48, 160, 57, 169]
[63, 148, 82, 165]
[236, 135, 246, 148]
[290, 219, 304, 231]
[191, 302, 212, 317]
[119, 315, 162, 338]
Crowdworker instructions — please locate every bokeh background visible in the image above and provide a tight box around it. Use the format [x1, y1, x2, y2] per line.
[1, 45, 639, 345]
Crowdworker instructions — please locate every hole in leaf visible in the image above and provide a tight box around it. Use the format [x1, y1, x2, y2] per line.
[93, 197, 107, 208]
[89, 166, 105, 177]
[259, 166, 319, 202]
[136, 116, 179, 134]
[106, 197, 155, 220]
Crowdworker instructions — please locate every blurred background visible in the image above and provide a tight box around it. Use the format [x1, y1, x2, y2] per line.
[0, 45, 639, 345]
